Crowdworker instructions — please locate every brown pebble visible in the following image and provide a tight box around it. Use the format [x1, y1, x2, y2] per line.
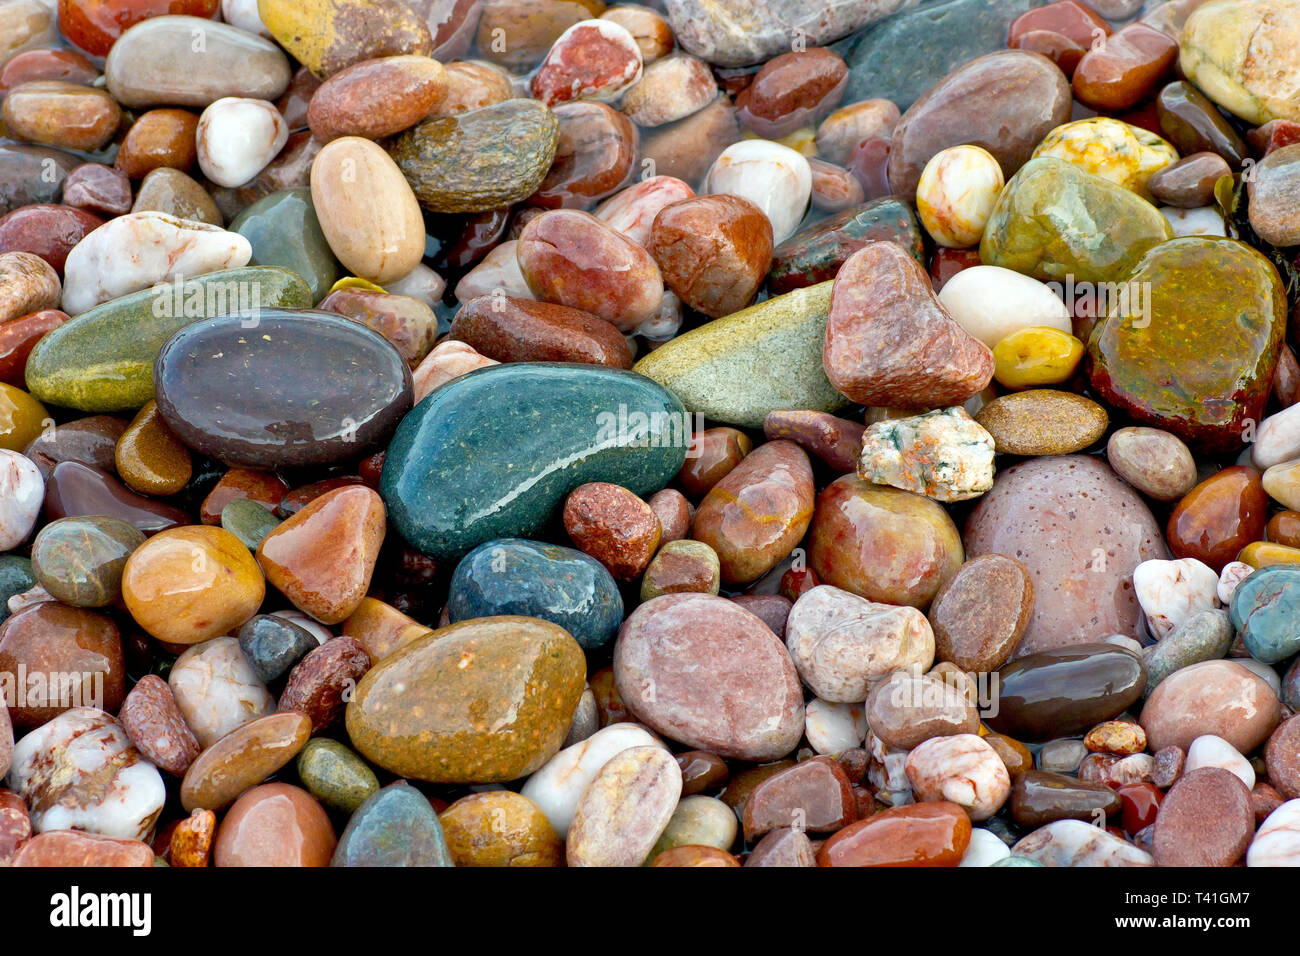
[563, 482, 660, 580]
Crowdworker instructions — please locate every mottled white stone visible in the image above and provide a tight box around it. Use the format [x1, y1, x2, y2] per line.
[858, 406, 995, 502]
[804, 697, 866, 755]
[634, 291, 682, 341]
[196, 97, 289, 188]
[959, 827, 1012, 867]
[62, 212, 252, 314]
[1133, 557, 1220, 640]
[905, 733, 1010, 821]
[454, 240, 534, 302]
[704, 139, 811, 243]
[595, 176, 695, 248]
[1217, 561, 1255, 605]
[937, 265, 1072, 348]
[1254, 403, 1300, 470]
[866, 730, 913, 807]
[916, 145, 1004, 248]
[384, 263, 447, 309]
[1248, 799, 1300, 866]
[1012, 819, 1154, 866]
[6, 708, 164, 841]
[0, 450, 42, 550]
[1160, 205, 1226, 237]
[786, 585, 934, 703]
[220, 0, 271, 37]
[168, 636, 274, 748]
[520, 723, 664, 838]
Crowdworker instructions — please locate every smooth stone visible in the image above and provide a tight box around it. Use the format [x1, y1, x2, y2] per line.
[817, 801, 971, 867]
[0, 204, 104, 277]
[30, 515, 144, 608]
[1153, 766, 1253, 866]
[1167, 465, 1269, 571]
[594, 175, 696, 247]
[213, 782, 335, 867]
[1072, 21, 1179, 113]
[122, 526, 264, 645]
[703, 139, 811, 244]
[640, 539, 721, 601]
[987, 644, 1147, 742]
[1187, 733, 1255, 790]
[1140, 659, 1281, 754]
[975, 390, 1107, 457]
[938, 265, 1072, 350]
[7, 708, 163, 841]
[41, 462, 188, 535]
[621, 53, 716, 127]
[1178, 0, 1300, 126]
[440, 790, 563, 867]
[1265, 717, 1300, 799]
[1088, 238, 1285, 454]
[132, 168, 222, 225]
[0, 251, 59, 322]
[311, 136, 426, 284]
[907, 734, 1010, 821]
[115, 400, 192, 496]
[118, 674, 201, 777]
[531, 19, 643, 107]
[767, 197, 923, 296]
[981, 157, 1172, 284]
[804, 698, 867, 755]
[169, 636, 275, 748]
[960, 828, 1013, 867]
[1156, 79, 1249, 167]
[785, 584, 934, 703]
[1010, 769, 1121, 828]
[346, 617, 586, 782]
[1133, 557, 1220, 641]
[864, 669, 980, 749]
[448, 538, 623, 651]
[0, 144, 77, 217]
[450, 296, 631, 369]
[388, 99, 559, 213]
[965, 455, 1167, 655]
[744, 826, 816, 867]
[331, 780, 452, 867]
[381, 363, 687, 559]
[1254, 404, 1300, 471]
[1143, 609, 1235, 688]
[180, 711, 311, 812]
[0, 451, 43, 550]
[806, 475, 963, 609]
[1149, 151, 1232, 208]
[230, 188, 339, 302]
[237, 614, 320, 683]
[155, 310, 411, 468]
[633, 281, 848, 429]
[306, 54, 448, 141]
[1232, 565, 1300, 664]
[259, 0, 431, 77]
[529, 100, 638, 211]
[256, 486, 385, 625]
[566, 745, 682, 867]
[929, 554, 1034, 672]
[319, 289, 438, 367]
[0, 383, 46, 453]
[1106, 426, 1198, 501]
[221, 497, 282, 550]
[340, 597, 432, 662]
[888, 50, 1071, 200]
[824, 242, 992, 409]
[1247, 799, 1300, 866]
[0, 556, 34, 625]
[296, 738, 379, 813]
[614, 593, 804, 760]
[0, 602, 124, 727]
[650, 795, 737, 860]
[519, 724, 665, 838]
[114, 107, 200, 180]
[1011, 818, 1153, 866]
[196, 97, 288, 189]
[1249, 144, 1300, 248]
[743, 756, 856, 840]
[1038, 738, 1089, 773]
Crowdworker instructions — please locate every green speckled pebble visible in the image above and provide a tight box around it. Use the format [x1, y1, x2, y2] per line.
[633, 282, 847, 429]
[0, 556, 35, 623]
[297, 738, 380, 814]
[31, 515, 145, 607]
[222, 497, 283, 550]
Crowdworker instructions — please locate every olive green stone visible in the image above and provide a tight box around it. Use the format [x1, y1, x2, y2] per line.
[0, 556, 35, 623]
[974, 390, 1109, 456]
[296, 738, 380, 813]
[387, 99, 559, 213]
[230, 188, 340, 302]
[26, 267, 314, 412]
[31, 516, 146, 608]
[221, 498, 283, 550]
[979, 157, 1173, 284]
[633, 281, 848, 429]
[646, 795, 738, 864]
[345, 616, 586, 783]
[1087, 236, 1286, 454]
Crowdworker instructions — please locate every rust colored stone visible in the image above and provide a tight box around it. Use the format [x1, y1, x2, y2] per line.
[278, 635, 371, 733]
[114, 108, 200, 178]
[119, 674, 201, 776]
[13, 829, 154, 866]
[648, 194, 773, 318]
[1166, 466, 1269, 571]
[170, 808, 215, 867]
[677, 427, 752, 498]
[450, 295, 633, 368]
[816, 801, 970, 867]
[563, 482, 660, 580]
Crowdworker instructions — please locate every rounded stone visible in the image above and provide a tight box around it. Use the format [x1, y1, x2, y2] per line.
[296, 738, 380, 814]
[213, 783, 335, 867]
[31, 515, 145, 608]
[1140, 659, 1282, 754]
[928, 554, 1033, 672]
[440, 791, 564, 867]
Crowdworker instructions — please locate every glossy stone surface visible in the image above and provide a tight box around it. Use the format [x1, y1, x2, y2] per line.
[614, 593, 804, 760]
[981, 157, 1173, 284]
[154, 310, 411, 468]
[381, 363, 687, 559]
[440, 790, 563, 866]
[768, 197, 923, 296]
[987, 644, 1146, 742]
[213, 782, 335, 867]
[307, 54, 448, 141]
[965, 455, 1168, 654]
[1166, 466, 1269, 571]
[806, 475, 963, 609]
[929, 554, 1033, 672]
[647, 195, 772, 319]
[169, 636, 275, 748]
[346, 617, 586, 782]
[0, 204, 103, 277]
[180, 710, 311, 811]
[1178, 0, 1300, 126]
[42, 462, 189, 534]
[1010, 769, 1121, 828]
[0, 603, 123, 728]
[30, 515, 144, 608]
[975, 390, 1108, 457]
[332, 780, 453, 867]
[230, 188, 339, 302]
[115, 400, 192, 496]
[119, 674, 200, 777]
[1140, 659, 1281, 754]
[259, 0, 431, 77]
[1152, 767, 1254, 866]
[817, 801, 971, 867]
[450, 296, 632, 369]
[448, 538, 622, 651]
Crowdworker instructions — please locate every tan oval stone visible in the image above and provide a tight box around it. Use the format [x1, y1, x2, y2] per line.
[975, 389, 1109, 456]
[180, 710, 312, 812]
[566, 745, 683, 867]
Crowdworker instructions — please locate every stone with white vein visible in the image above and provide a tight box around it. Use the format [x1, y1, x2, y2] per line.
[1133, 557, 1220, 640]
[0, 450, 42, 550]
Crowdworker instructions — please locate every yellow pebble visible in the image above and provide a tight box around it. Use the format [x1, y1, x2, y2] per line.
[1031, 117, 1178, 200]
[1263, 460, 1300, 511]
[1239, 540, 1300, 569]
[993, 326, 1085, 389]
[328, 276, 387, 295]
[0, 382, 47, 451]
[742, 126, 818, 157]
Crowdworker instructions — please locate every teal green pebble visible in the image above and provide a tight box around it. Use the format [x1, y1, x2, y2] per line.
[0, 556, 35, 623]
[31, 515, 146, 607]
[230, 188, 340, 302]
[221, 498, 283, 550]
[1231, 565, 1300, 664]
[331, 780, 454, 867]
[296, 738, 381, 814]
[381, 363, 689, 559]
[25, 266, 314, 412]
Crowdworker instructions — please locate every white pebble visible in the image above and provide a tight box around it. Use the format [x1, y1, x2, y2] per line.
[197, 97, 289, 188]
[1185, 734, 1254, 789]
[705, 139, 811, 244]
[804, 697, 866, 755]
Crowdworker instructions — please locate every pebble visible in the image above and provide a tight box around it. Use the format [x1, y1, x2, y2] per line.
[168, 637, 275, 748]
[115, 400, 192, 496]
[906, 734, 1010, 821]
[196, 97, 290, 189]
[703, 139, 811, 244]
[804, 698, 867, 755]
[785, 585, 933, 703]
[1187, 733, 1255, 790]
[1011, 819, 1153, 866]
[566, 745, 681, 867]
[213, 782, 335, 867]
[858, 407, 994, 502]
[975, 390, 1107, 457]
[119, 675, 201, 777]
[1106, 427, 1199, 502]
[1143, 609, 1234, 688]
[651, 794, 737, 859]
[115, 108, 200, 180]
[532, 19, 643, 106]
[929, 554, 1033, 672]
[614, 593, 804, 760]
[914, 145, 1004, 248]
[563, 482, 660, 580]
[1140, 659, 1281, 754]
[743, 756, 856, 840]
[864, 669, 980, 749]
[622, 54, 715, 127]
[12, 830, 153, 867]
[1168, 465, 1269, 571]
[640, 539, 720, 601]
[818, 802, 971, 867]
[1265, 716, 1300, 798]
[7, 708, 164, 841]
[988, 644, 1147, 741]
[1153, 767, 1254, 866]
[179, 711, 311, 812]
[0, 450, 42, 550]
[307, 55, 448, 141]
[1011, 769, 1121, 828]
[1133, 557, 1220, 641]
[440, 791, 563, 867]
[331, 780, 452, 867]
